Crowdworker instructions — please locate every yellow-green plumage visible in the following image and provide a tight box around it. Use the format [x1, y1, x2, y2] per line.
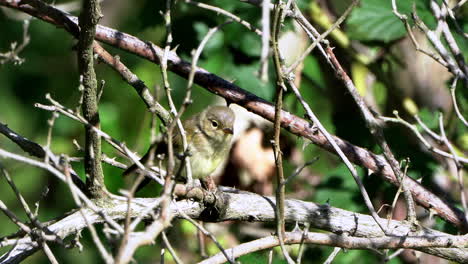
[124, 105, 235, 189]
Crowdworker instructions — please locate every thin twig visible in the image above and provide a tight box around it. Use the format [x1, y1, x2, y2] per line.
[259, 0, 271, 82]
[0, 148, 124, 234]
[0, 122, 87, 191]
[185, 0, 262, 36]
[0, 19, 30, 65]
[92, 43, 171, 125]
[438, 113, 467, 216]
[291, 2, 333, 69]
[288, 80, 387, 233]
[412, 9, 466, 80]
[414, 115, 444, 142]
[431, 1, 468, 79]
[271, 2, 295, 264]
[296, 222, 310, 264]
[449, 77, 468, 127]
[285, 0, 358, 75]
[1, 166, 65, 246]
[381, 114, 468, 164]
[162, 231, 184, 264]
[176, 204, 236, 264]
[35, 95, 164, 185]
[391, 0, 449, 68]
[323, 247, 342, 264]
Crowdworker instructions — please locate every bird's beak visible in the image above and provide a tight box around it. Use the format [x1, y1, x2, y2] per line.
[223, 127, 233, 135]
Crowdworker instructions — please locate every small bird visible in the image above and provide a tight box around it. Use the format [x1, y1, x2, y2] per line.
[123, 105, 235, 191]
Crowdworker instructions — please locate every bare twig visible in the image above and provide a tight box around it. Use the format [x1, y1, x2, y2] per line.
[412, 9, 466, 80]
[162, 231, 184, 264]
[0, 148, 124, 234]
[259, 0, 271, 82]
[1, 166, 64, 245]
[271, 2, 295, 263]
[391, 0, 449, 68]
[414, 115, 444, 142]
[285, 0, 358, 75]
[0, 199, 32, 234]
[323, 247, 342, 264]
[199, 231, 468, 264]
[35, 95, 164, 185]
[430, 1, 468, 79]
[381, 114, 468, 164]
[449, 77, 468, 127]
[92, 43, 172, 125]
[388, 159, 410, 228]
[438, 113, 467, 217]
[287, 77, 388, 234]
[295, 222, 310, 264]
[176, 204, 236, 264]
[384, 248, 405, 262]
[116, 1, 177, 262]
[0, 19, 30, 65]
[185, 0, 262, 36]
[291, 2, 333, 68]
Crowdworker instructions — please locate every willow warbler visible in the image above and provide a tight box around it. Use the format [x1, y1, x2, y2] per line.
[124, 105, 235, 191]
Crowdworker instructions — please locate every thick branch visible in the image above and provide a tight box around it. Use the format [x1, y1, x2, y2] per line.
[77, 0, 105, 198]
[0, 190, 466, 263]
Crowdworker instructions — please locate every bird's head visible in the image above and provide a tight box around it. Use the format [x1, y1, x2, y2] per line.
[200, 106, 235, 143]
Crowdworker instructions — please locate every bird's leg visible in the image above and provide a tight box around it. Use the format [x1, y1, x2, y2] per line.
[185, 178, 195, 190]
[201, 176, 217, 192]
[184, 176, 216, 202]
[183, 178, 204, 202]
[182, 177, 224, 212]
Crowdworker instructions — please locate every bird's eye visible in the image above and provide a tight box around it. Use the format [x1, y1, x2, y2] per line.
[211, 120, 218, 128]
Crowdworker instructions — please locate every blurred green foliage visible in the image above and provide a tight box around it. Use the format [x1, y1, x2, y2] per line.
[0, 0, 467, 263]
[346, 0, 436, 42]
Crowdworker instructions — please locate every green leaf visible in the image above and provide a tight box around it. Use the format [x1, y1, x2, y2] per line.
[346, 0, 434, 43]
[373, 81, 387, 109]
[230, 63, 275, 101]
[302, 56, 326, 90]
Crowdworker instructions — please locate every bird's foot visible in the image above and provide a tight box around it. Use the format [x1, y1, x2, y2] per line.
[174, 177, 224, 211]
[201, 176, 217, 192]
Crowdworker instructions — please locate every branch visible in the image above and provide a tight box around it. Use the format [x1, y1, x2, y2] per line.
[1, 189, 467, 263]
[200, 231, 468, 264]
[92, 43, 172, 126]
[271, 3, 293, 263]
[77, 0, 105, 198]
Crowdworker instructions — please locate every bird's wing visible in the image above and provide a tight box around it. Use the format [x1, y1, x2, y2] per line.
[122, 117, 195, 177]
[122, 142, 159, 177]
